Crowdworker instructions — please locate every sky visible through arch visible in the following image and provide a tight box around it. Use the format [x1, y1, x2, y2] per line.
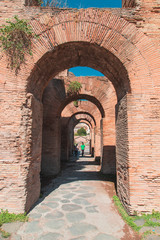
[67, 0, 122, 76]
[67, 0, 122, 9]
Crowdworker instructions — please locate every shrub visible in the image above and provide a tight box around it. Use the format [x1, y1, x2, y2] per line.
[77, 127, 87, 136]
[0, 16, 37, 74]
[67, 81, 82, 96]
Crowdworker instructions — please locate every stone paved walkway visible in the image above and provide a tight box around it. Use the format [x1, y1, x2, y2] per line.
[11, 156, 140, 240]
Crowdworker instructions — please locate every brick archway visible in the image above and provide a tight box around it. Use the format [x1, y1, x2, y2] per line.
[60, 102, 101, 163]
[22, 9, 160, 100]
[67, 112, 96, 159]
[65, 111, 96, 126]
[58, 93, 105, 118]
[0, 8, 160, 214]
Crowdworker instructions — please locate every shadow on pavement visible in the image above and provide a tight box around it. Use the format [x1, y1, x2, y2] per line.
[33, 156, 116, 212]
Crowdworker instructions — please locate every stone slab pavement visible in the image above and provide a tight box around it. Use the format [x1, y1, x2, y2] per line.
[9, 156, 140, 240]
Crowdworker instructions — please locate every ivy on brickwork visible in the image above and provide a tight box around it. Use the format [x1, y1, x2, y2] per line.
[67, 81, 82, 96]
[0, 16, 37, 75]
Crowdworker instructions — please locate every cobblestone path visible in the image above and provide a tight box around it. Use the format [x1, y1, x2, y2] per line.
[11, 156, 139, 240]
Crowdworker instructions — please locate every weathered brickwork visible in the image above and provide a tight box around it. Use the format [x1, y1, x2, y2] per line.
[0, 0, 160, 214]
[42, 76, 116, 175]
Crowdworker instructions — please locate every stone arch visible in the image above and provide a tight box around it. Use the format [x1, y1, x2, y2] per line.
[0, 8, 160, 214]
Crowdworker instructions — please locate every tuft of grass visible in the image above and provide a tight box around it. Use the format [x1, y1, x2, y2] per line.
[113, 195, 141, 232]
[141, 230, 155, 240]
[0, 209, 28, 226]
[0, 209, 28, 239]
[0, 228, 11, 238]
[144, 220, 160, 227]
[113, 196, 160, 240]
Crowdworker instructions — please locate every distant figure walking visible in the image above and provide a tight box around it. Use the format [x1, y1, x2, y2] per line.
[81, 142, 85, 157]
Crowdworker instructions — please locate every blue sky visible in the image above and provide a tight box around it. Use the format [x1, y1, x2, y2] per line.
[69, 67, 104, 77]
[67, 0, 121, 9]
[66, 0, 122, 76]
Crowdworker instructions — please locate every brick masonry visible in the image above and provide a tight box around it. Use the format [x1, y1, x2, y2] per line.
[0, 0, 160, 214]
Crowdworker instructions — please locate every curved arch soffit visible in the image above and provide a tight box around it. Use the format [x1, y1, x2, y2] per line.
[69, 111, 96, 126]
[21, 8, 159, 102]
[27, 41, 130, 101]
[59, 94, 105, 118]
[73, 119, 93, 130]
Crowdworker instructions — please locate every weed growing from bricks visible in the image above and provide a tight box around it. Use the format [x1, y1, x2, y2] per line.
[0, 16, 37, 74]
[67, 81, 82, 96]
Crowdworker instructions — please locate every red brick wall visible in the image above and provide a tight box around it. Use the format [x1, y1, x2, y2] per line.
[127, 94, 160, 214]
[116, 95, 130, 213]
[0, 4, 160, 214]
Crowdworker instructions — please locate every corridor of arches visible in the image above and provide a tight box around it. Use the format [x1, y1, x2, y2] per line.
[41, 71, 116, 183]
[0, 6, 160, 216]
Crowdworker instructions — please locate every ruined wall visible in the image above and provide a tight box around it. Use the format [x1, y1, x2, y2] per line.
[0, 91, 42, 213]
[0, 0, 160, 50]
[122, 0, 160, 9]
[127, 94, 160, 214]
[116, 93, 160, 214]
[0, 2, 160, 214]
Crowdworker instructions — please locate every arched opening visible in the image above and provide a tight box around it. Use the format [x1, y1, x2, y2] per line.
[27, 42, 131, 101]
[60, 99, 102, 165]
[1, 8, 159, 214]
[25, 40, 133, 212]
[66, 112, 97, 161]
[74, 122, 91, 156]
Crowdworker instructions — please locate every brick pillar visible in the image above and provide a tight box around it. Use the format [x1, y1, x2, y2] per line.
[91, 129, 95, 157]
[94, 126, 101, 161]
[61, 119, 69, 162]
[69, 127, 74, 157]
[101, 117, 116, 174]
[116, 95, 130, 213]
[127, 93, 160, 214]
[41, 117, 61, 176]
[116, 93, 160, 214]
[0, 93, 42, 213]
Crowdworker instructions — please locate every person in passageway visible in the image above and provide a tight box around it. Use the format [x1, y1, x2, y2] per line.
[81, 142, 85, 157]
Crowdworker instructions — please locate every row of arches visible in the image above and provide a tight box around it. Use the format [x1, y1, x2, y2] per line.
[0, 8, 160, 214]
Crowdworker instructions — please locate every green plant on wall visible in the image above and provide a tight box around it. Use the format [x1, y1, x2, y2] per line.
[73, 100, 79, 107]
[67, 81, 82, 96]
[0, 16, 37, 74]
